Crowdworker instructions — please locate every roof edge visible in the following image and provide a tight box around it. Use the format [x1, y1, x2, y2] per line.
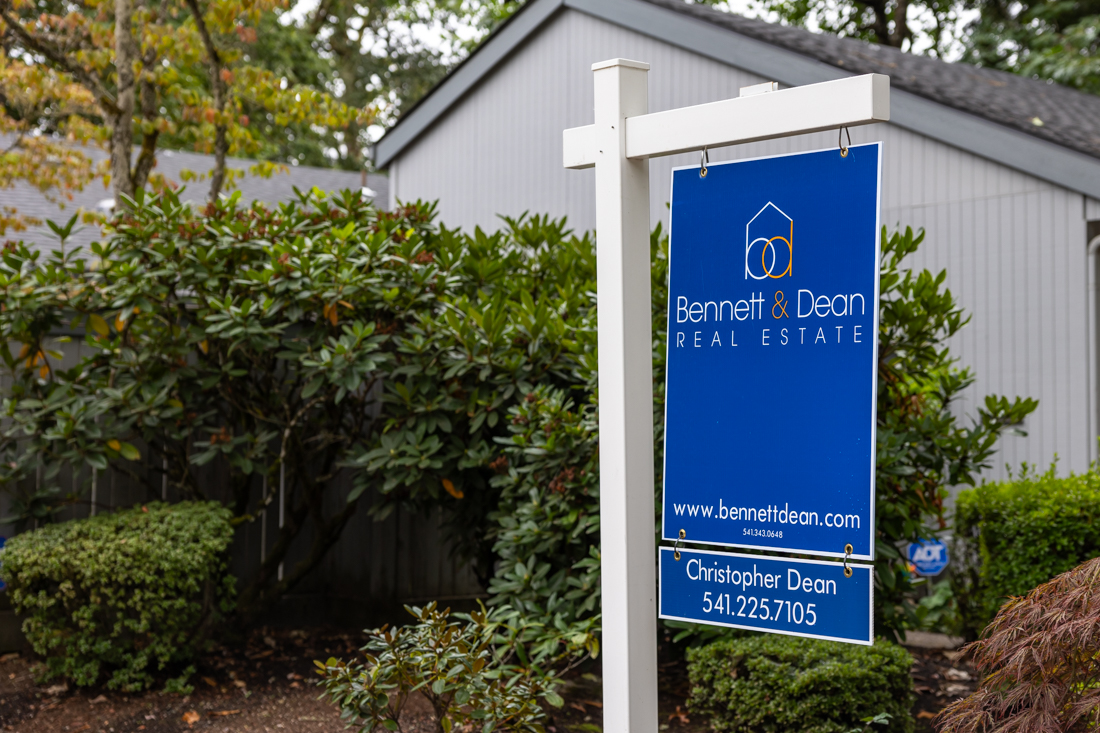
[373, 0, 565, 168]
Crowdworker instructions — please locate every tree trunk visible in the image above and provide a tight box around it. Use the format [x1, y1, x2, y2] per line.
[111, 0, 138, 202]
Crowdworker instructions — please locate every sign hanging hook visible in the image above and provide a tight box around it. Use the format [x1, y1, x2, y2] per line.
[674, 529, 686, 560]
[699, 147, 709, 178]
[838, 127, 852, 158]
[843, 543, 854, 577]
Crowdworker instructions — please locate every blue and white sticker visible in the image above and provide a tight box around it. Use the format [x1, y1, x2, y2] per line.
[908, 538, 949, 577]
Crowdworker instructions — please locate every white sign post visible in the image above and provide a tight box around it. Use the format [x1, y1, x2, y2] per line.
[563, 60, 890, 733]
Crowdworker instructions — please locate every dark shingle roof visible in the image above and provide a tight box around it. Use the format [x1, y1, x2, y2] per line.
[2, 144, 388, 253]
[642, 0, 1100, 159]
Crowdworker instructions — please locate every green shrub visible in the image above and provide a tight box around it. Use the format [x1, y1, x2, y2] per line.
[317, 603, 563, 733]
[952, 463, 1100, 637]
[0, 501, 235, 691]
[686, 635, 915, 733]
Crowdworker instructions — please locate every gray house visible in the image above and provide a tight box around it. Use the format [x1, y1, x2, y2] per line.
[373, 0, 1100, 479]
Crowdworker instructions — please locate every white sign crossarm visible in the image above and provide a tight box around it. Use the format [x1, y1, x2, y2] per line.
[563, 73, 889, 168]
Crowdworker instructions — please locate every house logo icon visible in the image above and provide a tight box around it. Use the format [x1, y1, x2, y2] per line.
[745, 202, 793, 280]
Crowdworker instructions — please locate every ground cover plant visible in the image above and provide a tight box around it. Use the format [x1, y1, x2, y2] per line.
[685, 634, 915, 733]
[936, 555, 1100, 733]
[0, 501, 234, 691]
[951, 462, 1100, 638]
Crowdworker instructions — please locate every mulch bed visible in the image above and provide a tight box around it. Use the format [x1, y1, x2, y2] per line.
[0, 628, 977, 732]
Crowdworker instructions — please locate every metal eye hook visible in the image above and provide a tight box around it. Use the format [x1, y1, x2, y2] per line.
[843, 543, 854, 578]
[674, 529, 686, 561]
[699, 147, 709, 178]
[839, 127, 852, 158]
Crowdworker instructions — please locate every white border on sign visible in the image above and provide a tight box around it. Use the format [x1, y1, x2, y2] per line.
[660, 143, 882, 562]
[657, 546, 875, 645]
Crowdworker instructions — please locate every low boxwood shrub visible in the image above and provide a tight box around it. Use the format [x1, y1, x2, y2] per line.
[0, 501, 235, 691]
[952, 464, 1100, 637]
[686, 635, 914, 733]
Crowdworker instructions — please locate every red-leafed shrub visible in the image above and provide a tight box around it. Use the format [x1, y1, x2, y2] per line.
[936, 556, 1100, 733]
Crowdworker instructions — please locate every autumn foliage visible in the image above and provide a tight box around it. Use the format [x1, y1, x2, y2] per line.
[936, 556, 1100, 733]
[0, 0, 370, 227]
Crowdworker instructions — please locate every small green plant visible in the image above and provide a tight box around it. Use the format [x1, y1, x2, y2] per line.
[952, 461, 1100, 638]
[686, 635, 915, 733]
[0, 501, 235, 691]
[316, 602, 565, 733]
[936, 556, 1100, 733]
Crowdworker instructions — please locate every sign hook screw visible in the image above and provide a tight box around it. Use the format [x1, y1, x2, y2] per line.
[843, 543, 854, 577]
[674, 529, 686, 561]
[699, 147, 709, 178]
[838, 127, 852, 158]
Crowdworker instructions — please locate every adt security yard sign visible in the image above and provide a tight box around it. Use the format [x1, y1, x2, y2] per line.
[660, 547, 873, 644]
[662, 144, 882, 560]
[908, 538, 949, 577]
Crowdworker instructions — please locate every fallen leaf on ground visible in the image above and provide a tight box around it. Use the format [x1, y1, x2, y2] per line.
[945, 668, 971, 681]
[917, 711, 937, 719]
[0, 653, 19, 663]
[44, 682, 68, 695]
[209, 709, 242, 717]
[202, 676, 217, 687]
[182, 710, 200, 726]
[232, 679, 247, 688]
[286, 672, 302, 680]
[668, 705, 690, 724]
[583, 700, 603, 708]
[89, 695, 108, 704]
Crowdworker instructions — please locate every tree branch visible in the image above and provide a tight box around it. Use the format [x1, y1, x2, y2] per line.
[0, 7, 120, 116]
[182, 0, 228, 202]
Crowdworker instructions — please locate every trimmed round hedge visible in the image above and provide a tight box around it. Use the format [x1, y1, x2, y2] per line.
[0, 501, 235, 691]
[686, 634, 914, 733]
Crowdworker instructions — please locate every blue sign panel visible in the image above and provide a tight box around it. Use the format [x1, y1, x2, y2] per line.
[908, 538, 949, 577]
[659, 547, 873, 644]
[662, 144, 881, 559]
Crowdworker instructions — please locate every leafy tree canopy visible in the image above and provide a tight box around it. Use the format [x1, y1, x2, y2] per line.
[0, 0, 370, 229]
[960, 0, 1100, 95]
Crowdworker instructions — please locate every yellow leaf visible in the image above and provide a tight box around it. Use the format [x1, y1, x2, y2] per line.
[38, 365, 48, 378]
[325, 304, 338, 326]
[442, 479, 464, 499]
[199, 339, 209, 354]
[89, 313, 109, 336]
[107, 439, 121, 451]
[114, 312, 126, 331]
[338, 300, 353, 310]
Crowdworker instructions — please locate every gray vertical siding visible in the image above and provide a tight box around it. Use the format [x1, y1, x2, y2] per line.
[392, 8, 1097, 478]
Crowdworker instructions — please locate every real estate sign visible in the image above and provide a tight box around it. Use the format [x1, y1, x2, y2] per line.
[661, 144, 882, 560]
[659, 547, 873, 644]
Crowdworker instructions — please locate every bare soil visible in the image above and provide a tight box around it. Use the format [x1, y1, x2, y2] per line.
[0, 629, 976, 733]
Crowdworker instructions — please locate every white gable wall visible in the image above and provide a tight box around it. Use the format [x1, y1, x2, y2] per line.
[390, 8, 1096, 478]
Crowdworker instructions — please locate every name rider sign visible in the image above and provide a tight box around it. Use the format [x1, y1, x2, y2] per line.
[661, 144, 882, 560]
